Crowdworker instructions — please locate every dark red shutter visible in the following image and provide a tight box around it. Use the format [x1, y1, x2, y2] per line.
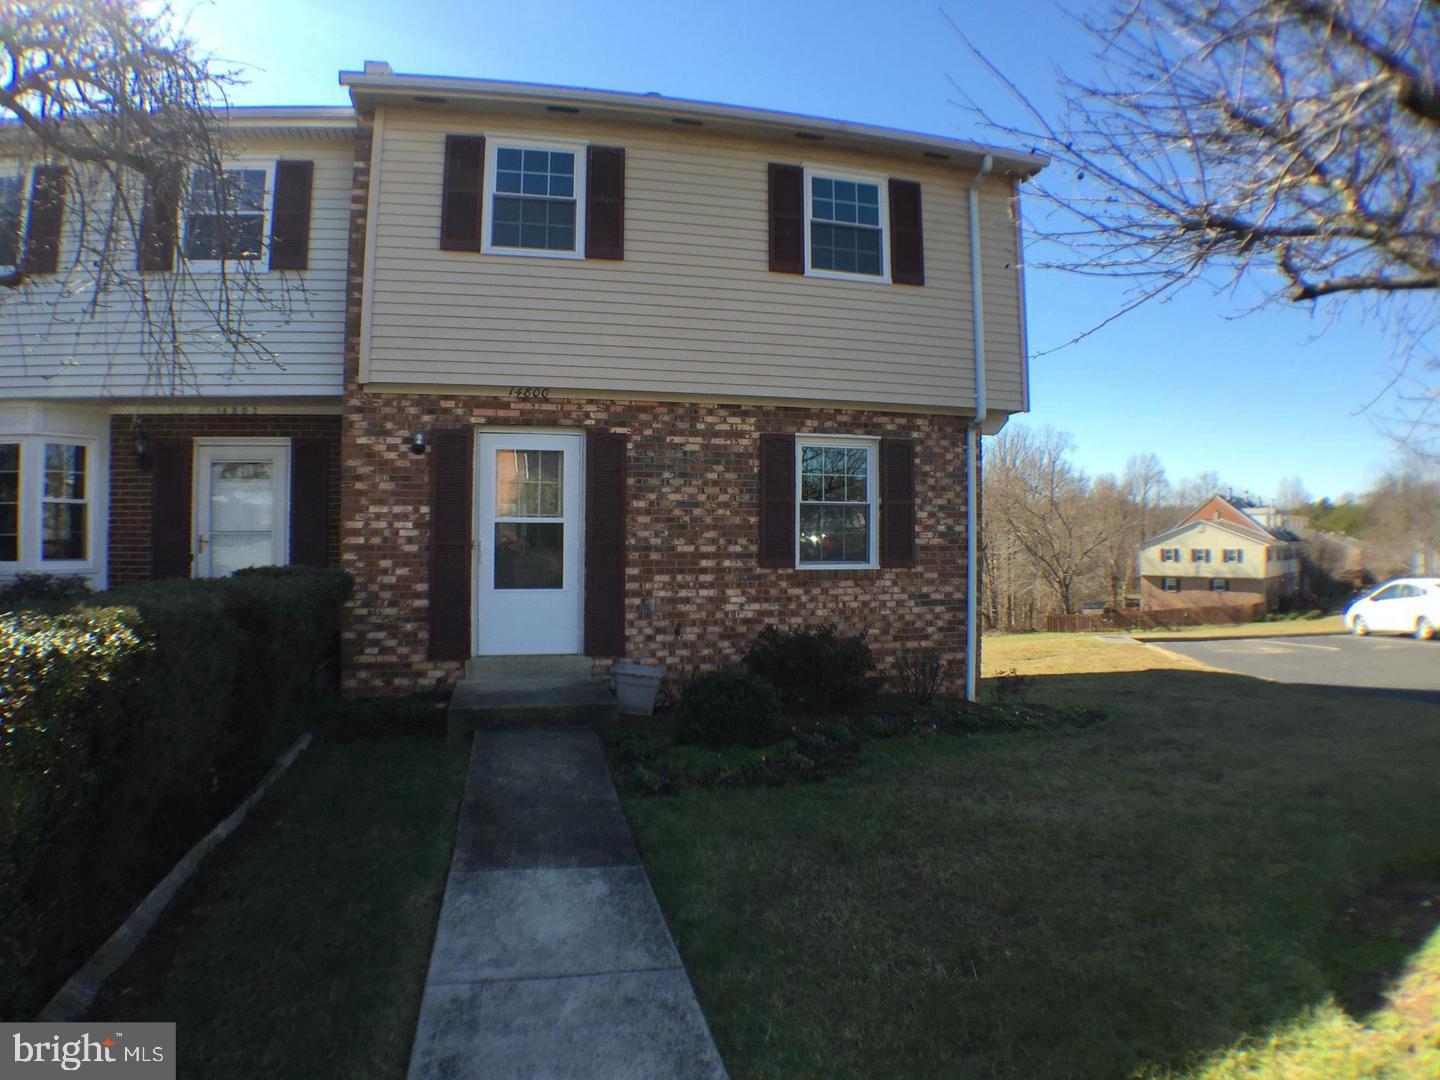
[757, 433, 796, 568]
[880, 438, 917, 568]
[137, 168, 180, 272]
[584, 429, 628, 657]
[289, 438, 329, 567]
[440, 135, 485, 252]
[585, 146, 625, 260]
[151, 440, 192, 579]
[269, 160, 314, 271]
[428, 427, 474, 660]
[889, 179, 924, 285]
[768, 163, 804, 274]
[24, 165, 67, 275]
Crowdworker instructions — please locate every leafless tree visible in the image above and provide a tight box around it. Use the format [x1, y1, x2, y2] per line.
[986, 426, 1115, 614]
[949, 0, 1440, 439]
[1, 0, 302, 392]
[1273, 475, 1312, 510]
[1362, 456, 1440, 574]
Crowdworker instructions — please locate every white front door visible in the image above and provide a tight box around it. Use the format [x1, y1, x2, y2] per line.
[475, 432, 583, 655]
[193, 441, 290, 578]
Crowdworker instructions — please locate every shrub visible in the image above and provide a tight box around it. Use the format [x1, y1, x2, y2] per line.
[0, 568, 352, 1017]
[889, 649, 948, 706]
[742, 624, 874, 710]
[674, 670, 783, 748]
[990, 667, 1034, 706]
[0, 572, 93, 607]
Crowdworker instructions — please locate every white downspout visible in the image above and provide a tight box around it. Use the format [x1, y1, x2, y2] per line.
[965, 154, 993, 703]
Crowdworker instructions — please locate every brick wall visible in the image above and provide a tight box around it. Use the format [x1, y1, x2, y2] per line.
[1140, 574, 1278, 612]
[339, 389, 973, 696]
[108, 413, 342, 585]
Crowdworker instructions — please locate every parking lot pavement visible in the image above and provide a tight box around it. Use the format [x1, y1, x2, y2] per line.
[1155, 634, 1440, 699]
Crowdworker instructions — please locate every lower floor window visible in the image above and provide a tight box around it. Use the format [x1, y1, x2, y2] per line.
[1162, 577, 1180, 592]
[42, 443, 87, 560]
[0, 437, 91, 567]
[797, 439, 877, 567]
[1211, 578, 1229, 592]
[0, 443, 18, 561]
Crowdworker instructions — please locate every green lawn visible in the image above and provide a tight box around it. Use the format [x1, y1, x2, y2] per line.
[625, 637, 1440, 1078]
[95, 737, 465, 1079]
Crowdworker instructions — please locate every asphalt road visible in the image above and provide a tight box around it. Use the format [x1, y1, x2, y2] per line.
[1155, 633, 1440, 699]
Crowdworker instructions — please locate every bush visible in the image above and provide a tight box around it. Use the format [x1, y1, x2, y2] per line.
[0, 572, 93, 607]
[674, 670, 783, 748]
[742, 624, 874, 710]
[0, 567, 352, 1017]
[889, 649, 948, 706]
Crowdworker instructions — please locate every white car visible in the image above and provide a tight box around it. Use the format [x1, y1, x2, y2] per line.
[1345, 577, 1440, 640]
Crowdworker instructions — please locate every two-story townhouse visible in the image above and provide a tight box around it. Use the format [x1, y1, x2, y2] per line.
[338, 65, 1045, 697]
[0, 109, 354, 590]
[1138, 494, 1302, 612]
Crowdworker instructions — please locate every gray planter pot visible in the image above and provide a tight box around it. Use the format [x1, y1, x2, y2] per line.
[612, 662, 665, 716]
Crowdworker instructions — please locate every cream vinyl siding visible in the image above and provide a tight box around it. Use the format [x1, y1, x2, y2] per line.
[0, 136, 350, 399]
[363, 108, 1027, 412]
[1139, 523, 1276, 580]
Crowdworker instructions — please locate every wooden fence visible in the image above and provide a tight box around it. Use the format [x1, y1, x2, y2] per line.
[1044, 603, 1264, 634]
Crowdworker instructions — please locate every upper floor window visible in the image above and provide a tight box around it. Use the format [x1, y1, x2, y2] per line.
[1159, 547, 1180, 562]
[1191, 548, 1211, 563]
[806, 170, 887, 280]
[183, 166, 268, 265]
[0, 172, 22, 270]
[484, 141, 585, 257]
[1222, 548, 1244, 563]
[797, 438, 878, 568]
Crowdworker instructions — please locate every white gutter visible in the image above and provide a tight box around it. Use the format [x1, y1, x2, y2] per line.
[965, 154, 993, 703]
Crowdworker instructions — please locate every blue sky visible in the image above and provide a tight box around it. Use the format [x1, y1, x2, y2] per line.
[182, 0, 1418, 501]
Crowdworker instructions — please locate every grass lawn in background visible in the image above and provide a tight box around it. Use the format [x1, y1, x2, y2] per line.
[1131, 615, 1347, 641]
[625, 632, 1440, 1078]
[94, 737, 465, 1080]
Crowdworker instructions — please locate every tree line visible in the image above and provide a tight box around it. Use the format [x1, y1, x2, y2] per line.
[980, 426, 1440, 628]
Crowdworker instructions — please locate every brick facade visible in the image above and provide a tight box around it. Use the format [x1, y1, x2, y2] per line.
[339, 389, 973, 696]
[1139, 574, 1275, 613]
[108, 413, 342, 585]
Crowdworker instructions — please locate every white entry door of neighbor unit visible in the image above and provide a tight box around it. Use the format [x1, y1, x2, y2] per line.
[193, 441, 291, 578]
[475, 432, 584, 655]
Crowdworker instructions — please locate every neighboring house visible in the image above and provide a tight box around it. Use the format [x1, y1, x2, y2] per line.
[1138, 494, 1301, 612]
[338, 64, 1044, 697]
[2, 68, 1045, 701]
[0, 109, 353, 591]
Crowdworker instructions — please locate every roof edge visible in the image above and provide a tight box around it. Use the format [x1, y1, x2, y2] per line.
[339, 69, 1048, 176]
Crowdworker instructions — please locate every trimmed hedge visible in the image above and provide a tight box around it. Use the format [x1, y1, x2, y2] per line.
[0, 567, 352, 1017]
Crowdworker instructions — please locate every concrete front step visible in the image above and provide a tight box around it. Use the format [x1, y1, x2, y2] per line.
[464, 654, 595, 680]
[448, 668, 618, 742]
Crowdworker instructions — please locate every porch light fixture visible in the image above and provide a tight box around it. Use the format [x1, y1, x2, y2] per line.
[133, 423, 154, 472]
[409, 432, 428, 456]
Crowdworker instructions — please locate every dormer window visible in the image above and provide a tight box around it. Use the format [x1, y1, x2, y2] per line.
[483, 141, 585, 256]
[805, 169, 888, 280]
[183, 166, 268, 265]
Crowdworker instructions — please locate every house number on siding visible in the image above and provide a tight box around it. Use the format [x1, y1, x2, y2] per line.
[508, 387, 551, 400]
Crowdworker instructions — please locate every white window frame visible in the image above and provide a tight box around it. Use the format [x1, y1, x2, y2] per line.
[0, 434, 99, 575]
[802, 165, 891, 284]
[1211, 578, 1229, 592]
[481, 135, 588, 260]
[1222, 548, 1243, 564]
[1191, 548, 1210, 563]
[181, 159, 274, 273]
[1162, 577, 1180, 592]
[795, 435, 880, 570]
[0, 165, 26, 275]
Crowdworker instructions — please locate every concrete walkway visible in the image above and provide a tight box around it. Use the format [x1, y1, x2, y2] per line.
[407, 730, 729, 1079]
